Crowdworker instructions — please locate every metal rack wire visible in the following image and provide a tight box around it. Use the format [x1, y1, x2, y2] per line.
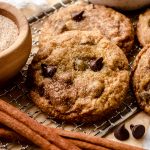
[0, 0, 140, 149]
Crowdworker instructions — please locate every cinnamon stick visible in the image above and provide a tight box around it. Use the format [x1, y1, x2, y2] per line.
[56, 129, 143, 150]
[0, 111, 60, 150]
[0, 128, 27, 143]
[0, 99, 79, 150]
[0, 125, 144, 150]
[0, 127, 110, 150]
[0, 100, 144, 150]
[68, 139, 109, 150]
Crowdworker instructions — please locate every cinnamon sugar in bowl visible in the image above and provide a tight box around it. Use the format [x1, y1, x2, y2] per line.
[0, 15, 18, 52]
[0, 2, 32, 85]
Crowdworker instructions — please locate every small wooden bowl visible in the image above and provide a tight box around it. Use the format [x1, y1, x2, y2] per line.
[0, 2, 32, 85]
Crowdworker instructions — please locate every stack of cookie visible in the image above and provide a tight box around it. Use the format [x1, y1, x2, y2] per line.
[27, 2, 150, 123]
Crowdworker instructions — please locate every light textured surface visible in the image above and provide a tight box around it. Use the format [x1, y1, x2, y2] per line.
[0, 15, 18, 51]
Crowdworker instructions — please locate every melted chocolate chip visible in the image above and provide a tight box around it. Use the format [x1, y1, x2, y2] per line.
[114, 124, 129, 141]
[130, 124, 145, 139]
[72, 11, 85, 22]
[39, 84, 44, 96]
[41, 64, 57, 78]
[90, 57, 103, 72]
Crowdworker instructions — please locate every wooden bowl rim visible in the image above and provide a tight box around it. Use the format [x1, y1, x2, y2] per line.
[0, 2, 30, 58]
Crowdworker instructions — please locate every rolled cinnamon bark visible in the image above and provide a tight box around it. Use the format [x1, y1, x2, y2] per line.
[0, 126, 143, 150]
[0, 128, 27, 143]
[0, 111, 60, 150]
[0, 99, 79, 150]
[0, 127, 110, 150]
[0, 100, 144, 150]
[68, 139, 109, 150]
[56, 129, 143, 150]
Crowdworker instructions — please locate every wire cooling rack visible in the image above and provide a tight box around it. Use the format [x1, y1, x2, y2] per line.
[0, 0, 140, 149]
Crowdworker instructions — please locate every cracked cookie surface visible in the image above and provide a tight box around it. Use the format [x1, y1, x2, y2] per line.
[40, 2, 134, 54]
[132, 45, 150, 114]
[28, 30, 129, 123]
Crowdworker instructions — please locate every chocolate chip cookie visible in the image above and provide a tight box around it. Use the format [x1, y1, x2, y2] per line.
[137, 9, 150, 46]
[28, 30, 129, 123]
[40, 2, 134, 54]
[132, 45, 150, 114]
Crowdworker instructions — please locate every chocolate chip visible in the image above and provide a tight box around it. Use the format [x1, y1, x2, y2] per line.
[130, 124, 145, 139]
[114, 124, 129, 141]
[39, 84, 44, 96]
[72, 11, 85, 22]
[41, 64, 57, 78]
[90, 57, 103, 72]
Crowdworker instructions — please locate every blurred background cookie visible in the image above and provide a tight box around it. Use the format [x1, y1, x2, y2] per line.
[40, 2, 134, 54]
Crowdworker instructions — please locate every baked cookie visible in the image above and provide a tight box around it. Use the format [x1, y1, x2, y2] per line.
[40, 2, 134, 54]
[28, 30, 129, 123]
[132, 45, 150, 114]
[137, 9, 150, 46]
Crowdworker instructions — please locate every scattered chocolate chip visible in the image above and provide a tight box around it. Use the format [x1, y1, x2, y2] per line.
[90, 57, 103, 72]
[74, 59, 87, 71]
[41, 64, 57, 78]
[71, 11, 85, 22]
[114, 124, 129, 141]
[130, 124, 145, 139]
